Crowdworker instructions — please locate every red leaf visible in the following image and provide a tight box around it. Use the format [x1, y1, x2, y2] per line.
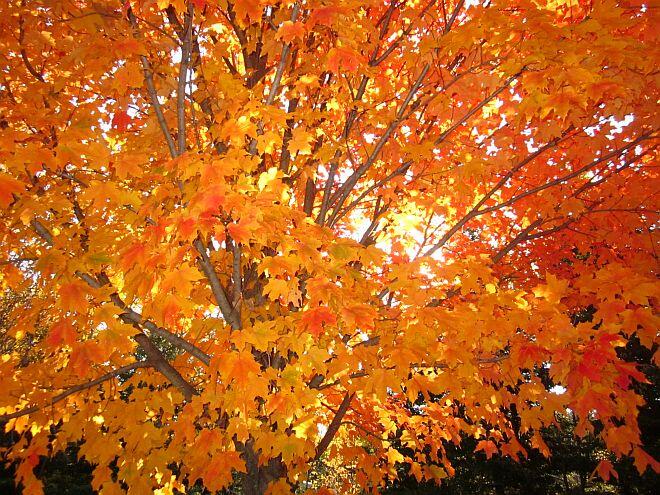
[301, 306, 336, 338]
[228, 222, 250, 244]
[46, 320, 77, 347]
[593, 459, 618, 481]
[633, 447, 660, 474]
[112, 110, 132, 131]
[327, 46, 366, 73]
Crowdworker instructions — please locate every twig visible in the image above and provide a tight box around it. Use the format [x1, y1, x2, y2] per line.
[127, 8, 177, 158]
[0, 361, 148, 421]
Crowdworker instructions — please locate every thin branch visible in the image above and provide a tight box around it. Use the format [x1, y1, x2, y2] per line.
[327, 63, 430, 226]
[76, 271, 211, 366]
[18, 14, 45, 82]
[193, 238, 242, 330]
[491, 217, 544, 263]
[335, 160, 412, 224]
[370, 0, 437, 66]
[315, 392, 354, 459]
[0, 361, 148, 421]
[445, 0, 466, 33]
[433, 69, 523, 147]
[176, 2, 194, 155]
[127, 8, 177, 158]
[31, 218, 53, 245]
[477, 135, 654, 216]
[265, 3, 300, 105]
[133, 334, 196, 401]
[231, 240, 242, 305]
[317, 75, 370, 225]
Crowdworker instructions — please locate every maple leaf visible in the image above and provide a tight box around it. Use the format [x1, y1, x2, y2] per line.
[475, 440, 499, 460]
[160, 263, 201, 295]
[632, 447, 660, 474]
[288, 127, 313, 156]
[300, 306, 337, 338]
[276, 21, 306, 44]
[272, 436, 313, 464]
[215, 351, 261, 388]
[263, 278, 302, 306]
[592, 459, 618, 481]
[533, 273, 569, 303]
[0, 174, 24, 208]
[111, 110, 131, 131]
[308, 6, 344, 28]
[58, 281, 88, 312]
[327, 46, 366, 73]
[46, 320, 77, 348]
[201, 452, 245, 492]
[227, 221, 251, 244]
[232, 0, 262, 24]
[68, 342, 106, 376]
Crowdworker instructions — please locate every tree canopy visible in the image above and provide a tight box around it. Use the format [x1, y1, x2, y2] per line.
[0, 0, 658, 494]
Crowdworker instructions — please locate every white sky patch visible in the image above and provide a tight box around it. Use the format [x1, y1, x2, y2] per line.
[607, 114, 634, 137]
[550, 385, 566, 395]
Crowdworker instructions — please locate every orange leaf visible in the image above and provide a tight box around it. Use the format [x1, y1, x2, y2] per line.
[475, 440, 499, 460]
[276, 21, 306, 43]
[327, 46, 366, 73]
[46, 320, 77, 347]
[58, 282, 88, 312]
[0, 174, 24, 208]
[593, 459, 618, 481]
[300, 306, 336, 338]
[228, 222, 251, 244]
[633, 447, 660, 474]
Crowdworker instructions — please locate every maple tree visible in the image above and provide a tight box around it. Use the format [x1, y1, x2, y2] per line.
[0, 0, 658, 493]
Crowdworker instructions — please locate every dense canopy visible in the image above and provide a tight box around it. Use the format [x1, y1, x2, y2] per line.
[0, 0, 658, 494]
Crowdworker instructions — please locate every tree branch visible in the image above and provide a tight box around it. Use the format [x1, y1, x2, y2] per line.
[133, 334, 196, 401]
[176, 2, 194, 155]
[193, 238, 242, 330]
[265, 3, 300, 105]
[315, 392, 354, 459]
[127, 8, 177, 158]
[0, 361, 148, 421]
[327, 63, 430, 226]
[76, 271, 211, 366]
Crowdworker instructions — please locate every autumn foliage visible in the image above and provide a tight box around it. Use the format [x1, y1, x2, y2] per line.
[0, 0, 658, 493]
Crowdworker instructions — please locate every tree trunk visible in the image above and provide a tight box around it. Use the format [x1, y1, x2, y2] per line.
[239, 440, 286, 495]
